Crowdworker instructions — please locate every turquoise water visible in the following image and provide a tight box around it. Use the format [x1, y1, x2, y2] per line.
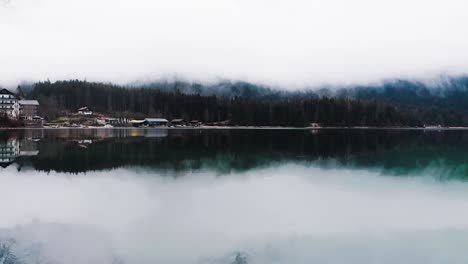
[1, 129, 468, 263]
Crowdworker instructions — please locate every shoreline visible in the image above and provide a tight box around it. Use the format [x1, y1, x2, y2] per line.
[1, 126, 468, 130]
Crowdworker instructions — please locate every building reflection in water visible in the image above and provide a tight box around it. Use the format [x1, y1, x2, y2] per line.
[0, 130, 42, 168]
[42, 128, 169, 139]
[0, 137, 20, 167]
[0, 128, 172, 168]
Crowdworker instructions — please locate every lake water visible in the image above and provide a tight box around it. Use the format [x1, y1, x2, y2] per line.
[1, 128, 468, 264]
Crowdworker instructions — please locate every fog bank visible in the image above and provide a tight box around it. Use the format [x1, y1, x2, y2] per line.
[2, 0, 468, 88]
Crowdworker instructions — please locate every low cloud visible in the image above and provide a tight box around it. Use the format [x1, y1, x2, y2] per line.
[1, 0, 468, 88]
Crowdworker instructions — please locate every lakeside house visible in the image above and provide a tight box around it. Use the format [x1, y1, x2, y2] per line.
[146, 118, 169, 126]
[106, 118, 119, 126]
[130, 118, 170, 127]
[309, 123, 321, 128]
[19, 100, 40, 120]
[130, 120, 147, 127]
[0, 89, 42, 123]
[98, 117, 119, 126]
[0, 89, 20, 118]
[78, 107, 93, 116]
[190, 120, 202, 127]
[170, 119, 185, 126]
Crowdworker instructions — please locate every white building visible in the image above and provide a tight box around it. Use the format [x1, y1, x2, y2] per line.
[0, 89, 20, 118]
[78, 107, 93, 116]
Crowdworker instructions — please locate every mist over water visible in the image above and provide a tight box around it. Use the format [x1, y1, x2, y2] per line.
[2, 163, 468, 263]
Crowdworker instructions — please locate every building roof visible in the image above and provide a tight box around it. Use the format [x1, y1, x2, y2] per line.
[171, 119, 184, 122]
[130, 120, 146, 124]
[145, 118, 169, 122]
[19, 100, 40, 106]
[78, 107, 91, 111]
[0, 88, 15, 95]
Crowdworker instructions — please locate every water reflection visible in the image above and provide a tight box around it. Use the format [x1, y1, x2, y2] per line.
[1, 128, 468, 179]
[0, 133, 41, 168]
[1, 164, 468, 264]
[2, 129, 468, 263]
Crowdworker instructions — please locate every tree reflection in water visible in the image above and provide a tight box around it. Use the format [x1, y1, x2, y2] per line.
[1, 128, 468, 180]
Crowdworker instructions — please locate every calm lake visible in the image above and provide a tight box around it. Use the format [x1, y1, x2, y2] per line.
[1, 128, 468, 264]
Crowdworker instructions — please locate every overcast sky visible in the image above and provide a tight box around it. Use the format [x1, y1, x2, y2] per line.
[1, 0, 468, 88]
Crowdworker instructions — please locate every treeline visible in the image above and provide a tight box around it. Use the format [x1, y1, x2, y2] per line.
[341, 78, 468, 115]
[25, 80, 465, 127]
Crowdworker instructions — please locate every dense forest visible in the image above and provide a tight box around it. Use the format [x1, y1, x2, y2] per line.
[341, 78, 468, 114]
[21, 79, 468, 127]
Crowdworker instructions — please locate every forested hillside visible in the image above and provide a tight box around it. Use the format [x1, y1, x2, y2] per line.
[342, 78, 468, 115]
[141, 77, 468, 118]
[22, 79, 468, 127]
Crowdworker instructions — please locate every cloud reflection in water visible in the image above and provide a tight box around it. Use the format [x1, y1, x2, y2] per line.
[1, 164, 468, 263]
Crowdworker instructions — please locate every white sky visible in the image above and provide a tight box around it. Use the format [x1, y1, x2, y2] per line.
[1, 0, 468, 88]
